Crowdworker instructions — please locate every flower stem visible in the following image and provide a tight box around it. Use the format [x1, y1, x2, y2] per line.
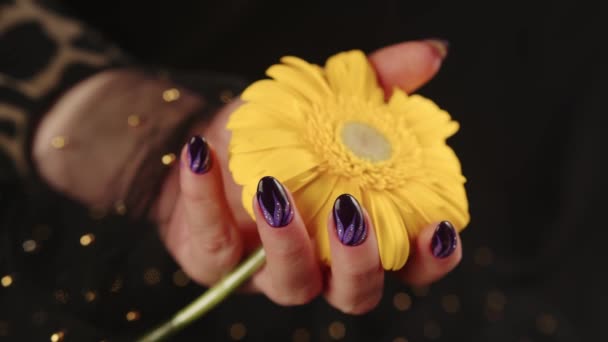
[136, 247, 266, 342]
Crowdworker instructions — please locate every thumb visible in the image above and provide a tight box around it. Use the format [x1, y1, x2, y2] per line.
[369, 40, 448, 97]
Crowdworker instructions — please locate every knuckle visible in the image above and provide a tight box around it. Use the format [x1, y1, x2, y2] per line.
[183, 266, 220, 287]
[340, 257, 382, 279]
[266, 241, 308, 261]
[182, 183, 214, 202]
[187, 253, 240, 286]
[344, 266, 382, 285]
[185, 239, 242, 287]
[329, 275, 384, 315]
[198, 229, 232, 254]
[339, 291, 383, 315]
[271, 283, 321, 306]
[191, 220, 238, 256]
[213, 245, 242, 272]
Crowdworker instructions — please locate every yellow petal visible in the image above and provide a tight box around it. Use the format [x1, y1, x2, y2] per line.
[362, 190, 410, 270]
[228, 51, 470, 271]
[325, 50, 383, 103]
[281, 56, 331, 93]
[422, 145, 464, 177]
[422, 181, 470, 230]
[389, 91, 459, 143]
[266, 65, 323, 104]
[227, 103, 294, 130]
[265, 57, 331, 103]
[292, 174, 339, 264]
[387, 87, 409, 107]
[230, 129, 305, 153]
[293, 174, 339, 229]
[388, 190, 429, 249]
[308, 177, 359, 265]
[283, 168, 319, 193]
[238, 162, 322, 221]
[241, 183, 257, 219]
[392, 180, 469, 238]
[229, 147, 319, 186]
[388, 198, 416, 268]
[239, 79, 308, 123]
[388, 91, 436, 117]
[311, 202, 333, 264]
[409, 114, 459, 145]
[295, 175, 339, 264]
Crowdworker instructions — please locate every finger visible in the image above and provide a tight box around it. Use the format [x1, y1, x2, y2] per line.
[398, 221, 462, 286]
[252, 176, 322, 306]
[324, 194, 384, 315]
[369, 39, 448, 96]
[202, 99, 254, 225]
[177, 135, 243, 284]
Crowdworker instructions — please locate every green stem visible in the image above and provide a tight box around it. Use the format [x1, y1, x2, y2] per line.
[136, 247, 266, 342]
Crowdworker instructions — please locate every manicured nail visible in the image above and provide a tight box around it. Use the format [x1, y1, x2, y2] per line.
[431, 221, 457, 258]
[333, 194, 367, 246]
[187, 135, 211, 174]
[425, 39, 449, 59]
[257, 176, 294, 227]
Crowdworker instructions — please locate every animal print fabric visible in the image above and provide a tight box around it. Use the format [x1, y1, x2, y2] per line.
[0, 0, 127, 178]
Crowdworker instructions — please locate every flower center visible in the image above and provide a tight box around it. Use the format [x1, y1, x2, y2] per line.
[340, 121, 392, 162]
[304, 97, 423, 190]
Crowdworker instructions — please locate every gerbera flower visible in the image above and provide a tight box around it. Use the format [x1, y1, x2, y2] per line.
[227, 50, 469, 270]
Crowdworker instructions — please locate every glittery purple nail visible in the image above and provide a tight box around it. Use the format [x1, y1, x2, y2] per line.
[256, 176, 294, 228]
[431, 221, 457, 258]
[187, 135, 211, 174]
[333, 194, 367, 246]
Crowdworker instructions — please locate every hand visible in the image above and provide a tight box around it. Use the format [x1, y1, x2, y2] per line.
[154, 40, 463, 314]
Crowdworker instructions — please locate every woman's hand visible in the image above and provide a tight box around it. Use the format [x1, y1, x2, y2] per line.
[154, 40, 463, 314]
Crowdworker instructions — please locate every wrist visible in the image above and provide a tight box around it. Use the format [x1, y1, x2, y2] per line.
[32, 68, 205, 218]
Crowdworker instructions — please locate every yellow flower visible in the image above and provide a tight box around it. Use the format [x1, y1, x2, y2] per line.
[227, 50, 469, 270]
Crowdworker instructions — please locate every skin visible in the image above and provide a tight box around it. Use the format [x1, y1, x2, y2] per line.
[154, 40, 463, 314]
[33, 39, 462, 315]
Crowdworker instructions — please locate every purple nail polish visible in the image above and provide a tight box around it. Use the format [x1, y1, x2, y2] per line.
[425, 38, 450, 59]
[431, 221, 457, 258]
[187, 135, 211, 174]
[333, 194, 367, 246]
[256, 176, 294, 227]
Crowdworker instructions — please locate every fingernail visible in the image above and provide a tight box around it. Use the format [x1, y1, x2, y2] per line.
[257, 176, 294, 227]
[187, 135, 211, 174]
[431, 221, 457, 258]
[333, 194, 367, 246]
[425, 39, 450, 59]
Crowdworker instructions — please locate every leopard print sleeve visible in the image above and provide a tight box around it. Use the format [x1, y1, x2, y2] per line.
[0, 0, 129, 179]
[0, 1, 245, 340]
[1, 0, 245, 217]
